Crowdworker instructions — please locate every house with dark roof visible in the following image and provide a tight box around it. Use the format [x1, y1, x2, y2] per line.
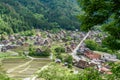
[44, 39, 49, 45]
[65, 46, 72, 53]
[76, 60, 96, 69]
[1, 47, 7, 52]
[16, 40, 23, 46]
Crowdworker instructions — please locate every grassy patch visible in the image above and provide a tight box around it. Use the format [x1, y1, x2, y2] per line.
[38, 63, 77, 80]
[0, 51, 26, 59]
[0, 52, 11, 58]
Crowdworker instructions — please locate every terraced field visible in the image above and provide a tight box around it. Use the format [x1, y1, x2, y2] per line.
[2, 58, 51, 80]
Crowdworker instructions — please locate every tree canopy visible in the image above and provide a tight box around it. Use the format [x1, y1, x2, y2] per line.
[78, 0, 120, 50]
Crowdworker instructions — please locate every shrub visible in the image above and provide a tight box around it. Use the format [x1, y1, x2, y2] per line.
[85, 39, 99, 50]
[29, 47, 51, 57]
[64, 55, 73, 64]
[55, 47, 65, 53]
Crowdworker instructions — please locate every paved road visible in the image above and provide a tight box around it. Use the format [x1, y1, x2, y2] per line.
[71, 31, 91, 61]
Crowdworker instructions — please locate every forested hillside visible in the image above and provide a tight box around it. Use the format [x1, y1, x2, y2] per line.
[0, 0, 81, 34]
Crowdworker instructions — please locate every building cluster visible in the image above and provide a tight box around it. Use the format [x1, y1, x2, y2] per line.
[0, 33, 52, 52]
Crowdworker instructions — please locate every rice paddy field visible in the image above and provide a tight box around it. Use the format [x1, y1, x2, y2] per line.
[2, 58, 51, 80]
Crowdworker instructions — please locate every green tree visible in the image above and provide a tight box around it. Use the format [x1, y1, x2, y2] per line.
[111, 63, 120, 79]
[80, 68, 103, 80]
[85, 39, 99, 50]
[55, 47, 65, 53]
[78, 0, 120, 50]
[64, 55, 73, 64]
[42, 48, 51, 57]
[38, 63, 79, 80]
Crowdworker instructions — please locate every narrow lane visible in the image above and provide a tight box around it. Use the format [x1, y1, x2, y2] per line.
[71, 31, 91, 61]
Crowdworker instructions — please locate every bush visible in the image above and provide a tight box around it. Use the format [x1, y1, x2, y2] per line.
[85, 39, 99, 50]
[38, 63, 79, 80]
[68, 64, 72, 69]
[29, 47, 51, 57]
[42, 48, 51, 57]
[85, 39, 113, 53]
[0, 73, 12, 80]
[55, 47, 65, 53]
[64, 55, 73, 64]
[38, 63, 104, 80]
[56, 55, 63, 61]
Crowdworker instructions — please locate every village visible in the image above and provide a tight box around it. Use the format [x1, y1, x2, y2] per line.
[0, 29, 120, 79]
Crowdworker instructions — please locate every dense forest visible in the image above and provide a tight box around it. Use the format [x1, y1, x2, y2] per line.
[0, 0, 81, 34]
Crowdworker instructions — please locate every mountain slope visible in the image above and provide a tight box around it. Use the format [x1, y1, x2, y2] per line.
[0, 0, 81, 33]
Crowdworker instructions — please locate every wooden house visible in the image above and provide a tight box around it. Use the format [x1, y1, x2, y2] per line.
[76, 60, 96, 69]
